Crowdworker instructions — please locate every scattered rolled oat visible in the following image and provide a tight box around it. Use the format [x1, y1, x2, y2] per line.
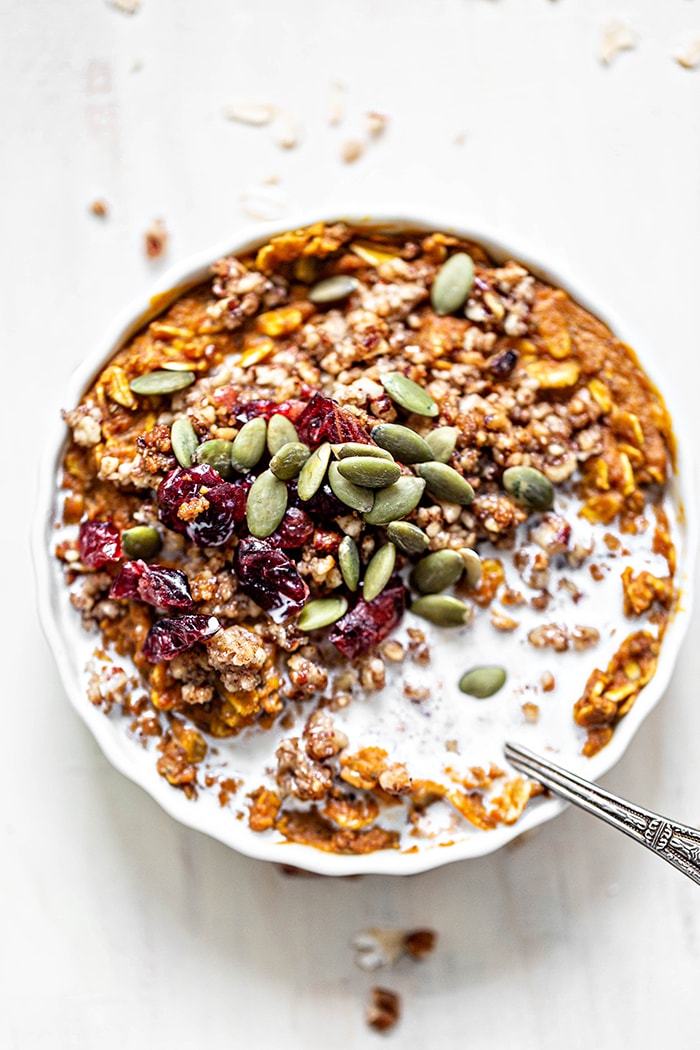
[89, 199, 109, 218]
[328, 81, 346, 126]
[143, 218, 169, 260]
[272, 111, 302, 150]
[675, 37, 700, 70]
[341, 139, 365, 164]
[599, 20, 637, 66]
[223, 102, 276, 127]
[453, 130, 467, 147]
[108, 0, 141, 13]
[366, 988, 401, 1033]
[366, 111, 389, 138]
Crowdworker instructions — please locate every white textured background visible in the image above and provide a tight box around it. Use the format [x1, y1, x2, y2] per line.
[5, 1, 700, 1047]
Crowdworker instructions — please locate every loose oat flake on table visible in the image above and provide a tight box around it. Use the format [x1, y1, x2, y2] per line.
[56, 220, 680, 856]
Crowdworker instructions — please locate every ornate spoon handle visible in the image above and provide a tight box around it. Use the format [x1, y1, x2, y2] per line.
[505, 742, 700, 886]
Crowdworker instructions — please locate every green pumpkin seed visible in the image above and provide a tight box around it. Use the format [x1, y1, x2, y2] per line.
[410, 594, 473, 627]
[170, 417, 199, 468]
[459, 548, 482, 588]
[386, 520, 430, 556]
[430, 252, 475, 316]
[193, 439, 234, 479]
[410, 549, 464, 594]
[308, 275, 360, 305]
[338, 535, 360, 591]
[425, 426, 459, 464]
[417, 462, 474, 505]
[337, 456, 401, 489]
[269, 441, 311, 480]
[459, 665, 507, 699]
[502, 465, 554, 512]
[370, 423, 433, 464]
[297, 442, 332, 501]
[364, 476, 426, 525]
[363, 542, 396, 603]
[335, 442, 394, 461]
[267, 413, 299, 455]
[297, 596, 348, 631]
[246, 470, 288, 538]
[129, 370, 196, 396]
[121, 525, 162, 560]
[328, 461, 374, 512]
[231, 417, 267, 473]
[380, 372, 438, 418]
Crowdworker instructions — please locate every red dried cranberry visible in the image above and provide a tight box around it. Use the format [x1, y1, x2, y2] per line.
[313, 528, 341, 554]
[328, 583, 406, 659]
[142, 614, 221, 663]
[109, 560, 193, 610]
[268, 507, 314, 549]
[220, 396, 306, 424]
[295, 393, 373, 447]
[78, 520, 122, 568]
[157, 465, 246, 547]
[289, 479, 344, 521]
[235, 537, 309, 623]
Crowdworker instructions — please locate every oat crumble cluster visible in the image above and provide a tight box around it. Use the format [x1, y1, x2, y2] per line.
[57, 222, 677, 855]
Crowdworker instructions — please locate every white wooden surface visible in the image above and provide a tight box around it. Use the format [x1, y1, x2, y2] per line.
[5, 1, 700, 1046]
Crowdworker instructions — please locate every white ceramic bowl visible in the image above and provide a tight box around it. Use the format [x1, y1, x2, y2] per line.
[33, 211, 697, 876]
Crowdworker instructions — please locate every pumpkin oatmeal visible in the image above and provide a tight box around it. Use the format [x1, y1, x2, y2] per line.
[55, 221, 679, 855]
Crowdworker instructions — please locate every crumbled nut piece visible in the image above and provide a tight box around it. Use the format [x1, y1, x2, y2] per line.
[360, 656, 386, 691]
[491, 609, 519, 632]
[247, 786, 281, 831]
[144, 218, 169, 259]
[571, 625, 601, 651]
[675, 37, 700, 70]
[366, 988, 401, 1032]
[286, 652, 329, 698]
[541, 671, 556, 693]
[89, 198, 109, 217]
[600, 20, 637, 65]
[381, 640, 405, 663]
[342, 139, 365, 164]
[303, 709, 348, 761]
[403, 682, 430, 702]
[276, 737, 333, 801]
[366, 111, 388, 138]
[403, 928, 437, 959]
[527, 623, 569, 651]
[378, 763, 412, 795]
[522, 702, 540, 724]
[205, 625, 267, 693]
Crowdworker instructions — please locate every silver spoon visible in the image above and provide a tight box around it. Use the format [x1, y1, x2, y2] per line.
[505, 741, 700, 885]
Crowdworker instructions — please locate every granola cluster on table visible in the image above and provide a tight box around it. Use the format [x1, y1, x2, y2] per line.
[56, 221, 678, 855]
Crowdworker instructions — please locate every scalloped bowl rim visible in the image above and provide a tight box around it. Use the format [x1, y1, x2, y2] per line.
[32, 209, 697, 876]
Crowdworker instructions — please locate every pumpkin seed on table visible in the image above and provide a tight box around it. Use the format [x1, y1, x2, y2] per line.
[459, 666, 507, 699]
[364, 476, 426, 525]
[328, 461, 374, 513]
[410, 549, 464, 594]
[502, 466, 554, 512]
[297, 596, 348, 631]
[267, 413, 299, 455]
[170, 417, 199, 468]
[370, 424, 433, 464]
[417, 462, 474, 505]
[193, 439, 234, 479]
[269, 441, 311, 480]
[379, 372, 438, 418]
[121, 525, 162, 560]
[338, 535, 361, 591]
[308, 275, 360, 305]
[337, 456, 401, 489]
[430, 252, 475, 316]
[297, 442, 332, 501]
[425, 426, 459, 464]
[410, 594, 473, 627]
[335, 442, 394, 461]
[231, 416, 267, 473]
[459, 548, 482, 588]
[129, 370, 196, 396]
[363, 542, 396, 603]
[386, 520, 430, 556]
[246, 470, 288, 538]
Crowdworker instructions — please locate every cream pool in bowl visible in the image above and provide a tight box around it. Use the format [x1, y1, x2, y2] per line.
[33, 212, 695, 876]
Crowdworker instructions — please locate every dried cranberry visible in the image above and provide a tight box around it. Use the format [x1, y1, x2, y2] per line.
[313, 528, 341, 554]
[295, 393, 373, 447]
[328, 583, 406, 659]
[109, 560, 193, 610]
[219, 396, 306, 424]
[235, 537, 309, 623]
[291, 480, 344, 521]
[157, 465, 246, 547]
[78, 520, 122, 568]
[268, 507, 314, 549]
[142, 614, 221, 663]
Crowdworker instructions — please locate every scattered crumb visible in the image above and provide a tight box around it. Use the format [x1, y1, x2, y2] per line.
[108, 0, 141, 13]
[366, 988, 401, 1033]
[223, 103, 276, 127]
[89, 199, 109, 218]
[261, 173, 280, 186]
[445, 739, 459, 754]
[272, 111, 302, 150]
[351, 927, 437, 971]
[366, 111, 389, 138]
[403, 929, 437, 960]
[143, 218, 169, 260]
[328, 81, 346, 127]
[599, 20, 637, 65]
[453, 130, 467, 147]
[341, 139, 365, 164]
[675, 36, 700, 70]
[238, 183, 287, 221]
[521, 701, 540, 724]
[130, 58, 143, 73]
[541, 671, 556, 693]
